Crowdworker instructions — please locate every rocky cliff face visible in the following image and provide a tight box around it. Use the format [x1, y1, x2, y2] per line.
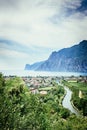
[25, 61, 44, 70]
[25, 40, 87, 72]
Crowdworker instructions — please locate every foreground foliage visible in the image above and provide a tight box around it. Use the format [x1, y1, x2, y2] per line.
[0, 73, 87, 130]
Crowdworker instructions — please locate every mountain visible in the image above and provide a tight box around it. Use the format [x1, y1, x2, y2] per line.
[25, 40, 87, 72]
[25, 61, 44, 70]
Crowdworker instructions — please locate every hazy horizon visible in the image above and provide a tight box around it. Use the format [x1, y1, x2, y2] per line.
[0, 0, 87, 70]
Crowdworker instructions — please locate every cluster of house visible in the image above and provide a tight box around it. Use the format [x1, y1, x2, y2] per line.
[22, 76, 54, 95]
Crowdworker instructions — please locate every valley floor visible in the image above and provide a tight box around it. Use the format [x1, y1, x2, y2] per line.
[1, 74, 87, 130]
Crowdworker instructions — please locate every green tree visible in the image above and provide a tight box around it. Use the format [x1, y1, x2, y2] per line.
[60, 108, 70, 119]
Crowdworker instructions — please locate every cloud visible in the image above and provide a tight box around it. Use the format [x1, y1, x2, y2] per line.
[0, 38, 53, 70]
[0, 49, 29, 58]
[0, 0, 87, 69]
[0, 47, 29, 69]
[63, 0, 81, 9]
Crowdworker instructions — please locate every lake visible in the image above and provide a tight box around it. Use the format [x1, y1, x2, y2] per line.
[0, 70, 87, 77]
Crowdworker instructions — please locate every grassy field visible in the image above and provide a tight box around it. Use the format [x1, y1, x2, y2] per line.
[39, 86, 56, 91]
[67, 81, 87, 91]
[63, 79, 87, 90]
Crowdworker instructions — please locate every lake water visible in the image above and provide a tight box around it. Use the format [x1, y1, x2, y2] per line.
[0, 70, 87, 77]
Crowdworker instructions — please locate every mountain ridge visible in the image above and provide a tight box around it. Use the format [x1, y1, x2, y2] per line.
[25, 40, 87, 72]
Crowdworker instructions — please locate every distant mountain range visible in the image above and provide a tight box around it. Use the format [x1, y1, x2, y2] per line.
[25, 40, 87, 72]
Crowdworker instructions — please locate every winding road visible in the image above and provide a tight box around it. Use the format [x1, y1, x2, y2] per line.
[62, 86, 78, 115]
[56, 80, 79, 115]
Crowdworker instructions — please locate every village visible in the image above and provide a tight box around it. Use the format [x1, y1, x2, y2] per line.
[22, 76, 56, 95]
[4, 75, 87, 97]
[5, 75, 87, 96]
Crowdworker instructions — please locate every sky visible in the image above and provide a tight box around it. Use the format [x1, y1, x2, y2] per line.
[0, 0, 87, 70]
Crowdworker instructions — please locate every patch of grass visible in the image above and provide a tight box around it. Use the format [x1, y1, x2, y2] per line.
[39, 86, 56, 91]
[68, 82, 87, 91]
[68, 81, 77, 83]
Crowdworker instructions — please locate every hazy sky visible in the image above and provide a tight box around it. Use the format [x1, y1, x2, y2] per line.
[0, 0, 87, 70]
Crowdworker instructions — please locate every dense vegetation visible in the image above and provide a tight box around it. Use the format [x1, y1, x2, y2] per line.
[0, 73, 87, 130]
[62, 78, 87, 116]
